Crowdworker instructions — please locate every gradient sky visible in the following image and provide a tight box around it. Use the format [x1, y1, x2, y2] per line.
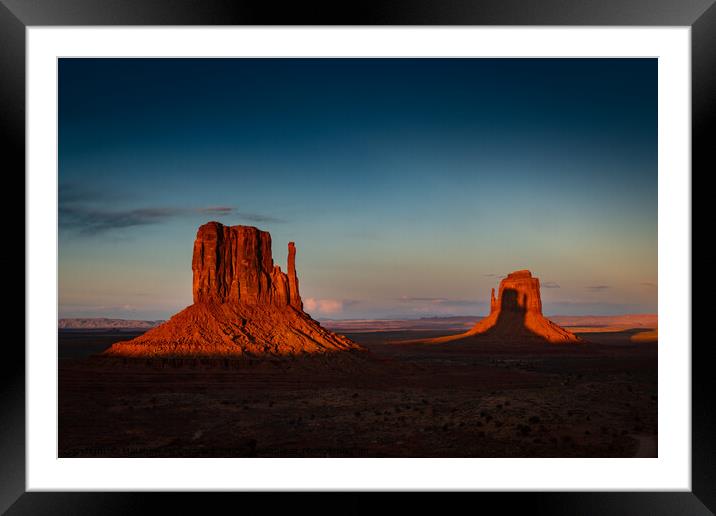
[59, 58, 657, 320]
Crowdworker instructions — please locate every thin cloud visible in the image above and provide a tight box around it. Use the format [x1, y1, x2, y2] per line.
[60, 205, 283, 235]
[396, 297, 485, 307]
[60, 206, 184, 234]
[59, 181, 284, 235]
[199, 207, 284, 223]
[585, 285, 611, 292]
[542, 281, 560, 289]
[544, 300, 648, 315]
[198, 206, 234, 215]
[235, 212, 285, 224]
[397, 296, 449, 303]
[442, 299, 487, 307]
[640, 282, 657, 288]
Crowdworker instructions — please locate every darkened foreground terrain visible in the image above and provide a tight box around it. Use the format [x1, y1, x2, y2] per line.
[59, 328, 657, 458]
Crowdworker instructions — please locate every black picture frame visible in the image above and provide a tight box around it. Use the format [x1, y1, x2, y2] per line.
[5, 1, 711, 514]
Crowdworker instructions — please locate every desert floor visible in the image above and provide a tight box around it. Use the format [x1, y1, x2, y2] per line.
[58, 328, 657, 457]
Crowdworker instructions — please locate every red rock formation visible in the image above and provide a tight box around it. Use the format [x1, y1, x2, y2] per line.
[287, 242, 302, 310]
[192, 222, 285, 306]
[419, 270, 581, 344]
[104, 222, 362, 359]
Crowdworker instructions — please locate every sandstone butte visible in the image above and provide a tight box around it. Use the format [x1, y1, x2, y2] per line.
[103, 222, 363, 359]
[417, 270, 582, 344]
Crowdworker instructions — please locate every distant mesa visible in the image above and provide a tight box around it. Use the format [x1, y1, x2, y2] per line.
[414, 270, 582, 344]
[59, 318, 164, 330]
[103, 222, 362, 358]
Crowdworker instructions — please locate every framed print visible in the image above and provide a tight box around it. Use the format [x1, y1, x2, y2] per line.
[6, 0, 712, 513]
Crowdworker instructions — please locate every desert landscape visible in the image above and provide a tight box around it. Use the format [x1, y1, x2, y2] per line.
[58, 222, 657, 458]
[58, 58, 657, 459]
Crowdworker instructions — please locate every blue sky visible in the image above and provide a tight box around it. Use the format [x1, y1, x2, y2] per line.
[59, 58, 657, 320]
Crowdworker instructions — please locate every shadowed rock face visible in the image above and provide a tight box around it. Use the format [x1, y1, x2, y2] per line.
[418, 270, 581, 345]
[104, 222, 361, 359]
[472, 270, 580, 343]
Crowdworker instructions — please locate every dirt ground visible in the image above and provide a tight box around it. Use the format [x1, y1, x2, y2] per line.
[58, 328, 657, 458]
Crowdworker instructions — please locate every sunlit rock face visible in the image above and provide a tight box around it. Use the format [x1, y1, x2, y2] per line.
[469, 270, 581, 343]
[417, 270, 581, 345]
[191, 222, 303, 308]
[104, 222, 361, 359]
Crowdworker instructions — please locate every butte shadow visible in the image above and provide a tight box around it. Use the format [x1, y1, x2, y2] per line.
[401, 270, 582, 346]
[102, 222, 363, 360]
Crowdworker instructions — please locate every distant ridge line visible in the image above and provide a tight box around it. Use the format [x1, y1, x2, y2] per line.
[59, 314, 657, 331]
[58, 318, 165, 329]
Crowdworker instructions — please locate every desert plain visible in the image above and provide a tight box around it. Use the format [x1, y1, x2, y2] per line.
[58, 318, 656, 458]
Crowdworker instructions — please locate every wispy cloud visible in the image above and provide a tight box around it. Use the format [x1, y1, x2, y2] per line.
[542, 281, 560, 289]
[59, 183, 283, 235]
[197, 206, 233, 215]
[233, 212, 284, 224]
[396, 296, 485, 308]
[441, 299, 487, 307]
[585, 285, 611, 292]
[543, 300, 651, 315]
[61, 206, 180, 234]
[397, 296, 448, 303]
